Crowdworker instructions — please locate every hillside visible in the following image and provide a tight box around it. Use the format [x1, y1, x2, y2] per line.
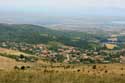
[0, 23, 102, 49]
[0, 23, 58, 43]
[0, 47, 39, 69]
[0, 53, 32, 70]
[0, 47, 32, 56]
[0, 55, 32, 69]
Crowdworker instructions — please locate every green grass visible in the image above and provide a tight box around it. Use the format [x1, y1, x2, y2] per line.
[0, 70, 124, 83]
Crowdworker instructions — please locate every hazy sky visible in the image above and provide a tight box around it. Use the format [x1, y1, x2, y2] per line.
[0, 0, 125, 17]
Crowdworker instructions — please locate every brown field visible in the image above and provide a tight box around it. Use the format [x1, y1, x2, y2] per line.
[0, 48, 33, 56]
[0, 56, 33, 70]
[0, 63, 124, 83]
[0, 70, 124, 83]
[0, 48, 36, 70]
[0, 48, 125, 83]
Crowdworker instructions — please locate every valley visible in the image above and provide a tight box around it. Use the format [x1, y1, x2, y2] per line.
[0, 23, 125, 83]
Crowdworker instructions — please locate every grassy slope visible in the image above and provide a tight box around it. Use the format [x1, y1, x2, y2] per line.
[0, 48, 33, 56]
[0, 71, 124, 83]
[0, 47, 124, 83]
[0, 47, 37, 69]
[0, 56, 32, 69]
[0, 64, 124, 83]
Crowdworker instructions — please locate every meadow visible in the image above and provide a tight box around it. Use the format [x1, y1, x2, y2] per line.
[0, 64, 125, 83]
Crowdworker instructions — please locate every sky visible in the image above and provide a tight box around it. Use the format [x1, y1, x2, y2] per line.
[0, 0, 125, 24]
[0, 0, 125, 17]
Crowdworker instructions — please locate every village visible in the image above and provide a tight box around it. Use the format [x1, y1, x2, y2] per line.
[0, 39, 125, 64]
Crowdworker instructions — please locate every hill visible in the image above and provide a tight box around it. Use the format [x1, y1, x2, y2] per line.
[0, 47, 39, 69]
[0, 23, 102, 49]
[0, 51, 32, 70]
[0, 55, 32, 69]
[0, 47, 32, 56]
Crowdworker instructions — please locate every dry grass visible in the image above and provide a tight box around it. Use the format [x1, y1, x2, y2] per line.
[0, 48, 124, 83]
[0, 48, 33, 56]
[0, 56, 33, 70]
[0, 70, 124, 83]
[0, 63, 124, 83]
